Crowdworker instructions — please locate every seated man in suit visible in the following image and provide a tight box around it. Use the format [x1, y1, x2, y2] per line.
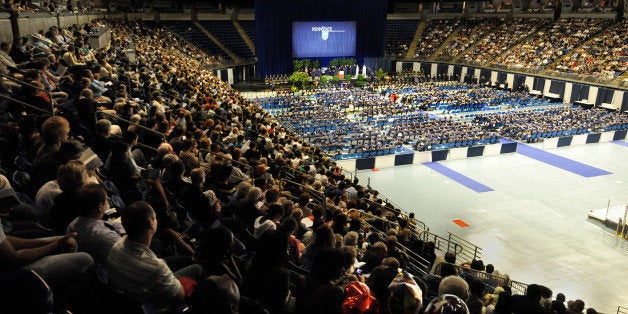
[106, 201, 202, 311]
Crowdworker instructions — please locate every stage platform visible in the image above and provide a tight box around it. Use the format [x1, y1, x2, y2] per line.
[588, 204, 627, 228]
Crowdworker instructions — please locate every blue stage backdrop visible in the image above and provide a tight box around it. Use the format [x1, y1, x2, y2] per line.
[255, 0, 388, 77]
[292, 21, 357, 58]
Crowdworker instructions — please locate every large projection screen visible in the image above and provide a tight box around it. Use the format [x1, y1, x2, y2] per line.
[292, 21, 357, 58]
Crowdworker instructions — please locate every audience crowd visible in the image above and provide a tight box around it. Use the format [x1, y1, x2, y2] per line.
[473, 107, 628, 141]
[494, 18, 609, 69]
[461, 18, 552, 65]
[549, 19, 628, 80]
[0, 16, 621, 314]
[435, 18, 501, 61]
[253, 81, 627, 154]
[414, 19, 461, 59]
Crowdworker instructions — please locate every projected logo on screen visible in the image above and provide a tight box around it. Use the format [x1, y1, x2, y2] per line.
[293, 21, 356, 58]
[311, 26, 345, 41]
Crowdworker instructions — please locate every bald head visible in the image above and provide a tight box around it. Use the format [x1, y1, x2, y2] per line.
[438, 276, 469, 301]
[157, 143, 173, 157]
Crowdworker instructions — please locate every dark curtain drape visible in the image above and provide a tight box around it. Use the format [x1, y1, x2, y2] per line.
[533, 77, 545, 91]
[622, 92, 628, 112]
[437, 63, 448, 76]
[570, 84, 589, 102]
[420, 63, 431, 76]
[497, 71, 507, 84]
[513, 74, 525, 90]
[549, 80, 565, 95]
[255, 0, 388, 77]
[479, 69, 491, 84]
[596, 87, 614, 105]
[453, 65, 462, 80]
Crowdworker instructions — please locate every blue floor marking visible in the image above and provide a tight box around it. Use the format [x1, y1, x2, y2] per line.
[611, 140, 628, 148]
[516, 143, 611, 177]
[422, 162, 494, 193]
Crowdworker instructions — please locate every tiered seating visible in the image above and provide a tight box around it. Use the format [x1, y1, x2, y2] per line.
[198, 20, 255, 60]
[385, 19, 420, 58]
[462, 18, 552, 65]
[239, 20, 256, 46]
[548, 19, 628, 80]
[414, 19, 461, 58]
[1, 16, 622, 313]
[161, 20, 229, 60]
[493, 18, 611, 69]
[435, 18, 501, 60]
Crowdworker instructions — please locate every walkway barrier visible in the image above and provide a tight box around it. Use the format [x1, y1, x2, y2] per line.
[434, 262, 528, 296]
[417, 230, 482, 263]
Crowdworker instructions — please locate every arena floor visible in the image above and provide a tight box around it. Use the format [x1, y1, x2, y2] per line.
[359, 140, 628, 312]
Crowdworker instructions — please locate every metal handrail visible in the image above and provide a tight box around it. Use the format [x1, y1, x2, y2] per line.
[204, 149, 253, 172]
[348, 171, 429, 232]
[617, 306, 628, 314]
[433, 262, 528, 296]
[359, 213, 431, 276]
[95, 110, 166, 142]
[112, 135, 157, 152]
[279, 178, 327, 219]
[0, 93, 53, 115]
[135, 142, 158, 152]
[1, 74, 55, 115]
[415, 229, 482, 263]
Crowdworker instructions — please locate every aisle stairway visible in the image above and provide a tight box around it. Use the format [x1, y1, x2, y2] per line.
[405, 19, 427, 60]
[194, 21, 241, 63]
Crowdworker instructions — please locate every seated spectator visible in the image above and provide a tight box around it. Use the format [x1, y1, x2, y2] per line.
[438, 275, 470, 302]
[253, 203, 284, 239]
[66, 184, 125, 266]
[511, 283, 546, 314]
[35, 115, 71, 161]
[362, 242, 388, 274]
[297, 248, 345, 314]
[197, 226, 243, 286]
[179, 168, 220, 229]
[301, 224, 336, 271]
[190, 275, 240, 314]
[566, 299, 586, 314]
[0, 218, 94, 305]
[243, 230, 294, 313]
[106, 201, 203, 311]
[48, 160, 89, 233]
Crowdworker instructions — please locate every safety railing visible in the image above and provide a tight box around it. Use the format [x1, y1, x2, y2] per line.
[204, 149, 253, 174]
[433, 262, 528, 296]
[95, 110, 166, 142]
[617, 306, 628, 314]
[0, 93, 53, 115]
[1, 74, 55, 115]
[416, 230, 482, 263]
[278, 178, 327, 219]
[359, 213, 431, 276]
